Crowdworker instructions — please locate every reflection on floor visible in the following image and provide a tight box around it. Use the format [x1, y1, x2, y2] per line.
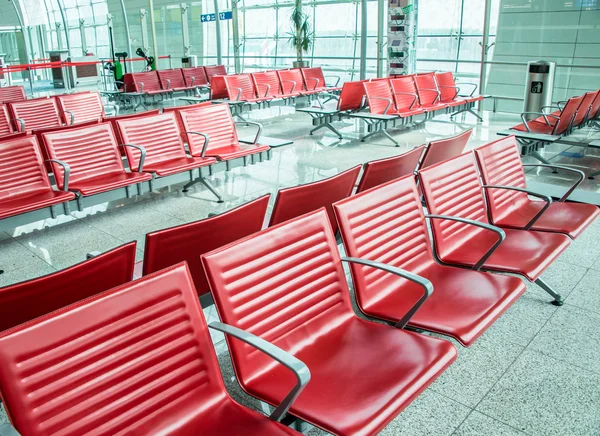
[1, 105, 600, 435]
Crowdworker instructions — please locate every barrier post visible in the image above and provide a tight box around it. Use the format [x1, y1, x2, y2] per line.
[27, 67, 34, 96]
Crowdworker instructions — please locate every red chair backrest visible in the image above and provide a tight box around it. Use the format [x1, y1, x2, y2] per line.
[202, 209, 353, 384]
[390, 76, 422, 112]
[56, 91, 105, 124]
[0, 135, 53, 202]
[337, 81, 366, 112]
[209, 75, 229, 99]
[181, 66, 209, 87]
[413, 73, 440, 106]
[43, 122, 127, 190]
[9, 97, 62, 131]
[178, 104, 238, 155]
[418, 153, 490, 259]
[269, 165, 361, 233]
[116, 112, 187, 170]
[334, 176, 435, 315]
[301, 67, 326, 90]
[572, 91, 598, 127]
[0, 242, 136, 333]
[204, 64, 227, 82]
[163, 102, 212, 142]
[553, 95, 584, 135]
[356, 145, 424, 193]
[0, 103, 14, 137]
[277, 69, 306, 94]
[434, 72, 459, 103]
[157, 69, 187, 90]
[124, 71, 162, 92]
[473, 135, 529, 223]
[0, 86, 26, 103]
[251, 71, 283, 97]
[420, 129, 472, 169]
[0, 263, 233, 436]
[143, 195, 270, 296]
[588, 89, 600, 120]
[103, 109, 161, 145]
[363, 80, 395, 114]
[223, 74, 257, 101]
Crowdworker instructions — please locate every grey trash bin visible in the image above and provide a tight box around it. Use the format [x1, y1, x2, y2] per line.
[523, 61, 556, 120]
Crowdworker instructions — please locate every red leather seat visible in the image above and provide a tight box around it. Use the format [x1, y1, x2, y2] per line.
[435, 72, 483, 104]
[571, 91, 598, 127]
[419, 129, 472, 170]
[163, 101, 212, 142]
[0, 263, 300, 436]
[8, 97, 63, 132]
[356, 145, 424, 193]
[0, 103, 15, 137]
[0, 242, 136, 332]
[418, 153, 571, 283]
[364, 80, 424, 117]
[143, 195, 269, 299]
[512, 95, 583, 135]
[277, 69, 321, 96]
[178, 104, 270, 161]
[413, 74, 449, 111]
[0, 135, 75, 220]
[389, 76, 427, 116]
[0, 85, 26, 103]
[157, 69, 196, 92]
[103, 109, 161, 145]
[223, 74, 272, 103]
[42, 122, 152, 196]
[123, 71, 170, 95]
[252, 71, 299, 99]
[300, 67, 341, 92]
[474, 135, 599, 239]
[337, 80, 368, 112]
[56, 91, 105, 124]
[202, 209, 457, 435]
[588, 89, 600, 121]
[181, 66, 209, 88]
[116, 112, 216, 176]
[209, 75, 229, 99]
[334, 176, 525, 346]
[269, 165, 361, 233]
[204, 64, 227, 83]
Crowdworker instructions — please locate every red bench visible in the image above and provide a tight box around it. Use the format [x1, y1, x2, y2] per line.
[181, 66, 210, 88]
[277, 69, 322, 97]
[157, 68, 197, 95]
[8, 97, 63, 132]
[335, 175, 525, 346]
[389, 76, 427, 117]
[413, 73, 449, 114]
[252, 70, 298, 102]
[419, 129, 472, 170]
[0, 263, 303, 436]
[0, 85, 26, 103]
[103, 109, 161, 145]
[202, 209, 457, 435]
[56, 91, 110, 125]
[223, 73, 272, 105]
[511, 94, 583, 136]
[435, 72, 484, 121]
[356, 145, 424, 193]
[300, 67, 341, 93]
[204, 64, 227, 83]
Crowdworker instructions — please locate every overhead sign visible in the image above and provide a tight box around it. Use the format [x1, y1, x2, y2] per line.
[201, 11, 232, 22]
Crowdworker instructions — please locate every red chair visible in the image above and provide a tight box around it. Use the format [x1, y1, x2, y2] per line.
[419, 129, 472, 170]
[178, 103, 270, 163]
[474, 135, 599, 239]
[0, 242, 136, 332]
[413, 73, 449, 114]
[0, 85, 26, 103]
[223, 73, 272, 105]
[123, 71, 172, 100]
[252, 70, 299, 101]
[143, 195, 270, 307]
[512, 94, 584, 136]
[42, 122, 152, 198]
[209, 74, 229, 99]
[204, 64, 227, 83]
[335, 176, 525, 346]
[56, 91, 108, 125]
[202, 209, 457, 435]
[0, 135, 75, 220]
[300, 67, 341, 92]
[163, 101, 212, 142]
[269, 165, 361, 234]
[0, 103, 15, 137]
[103, 109, 161, 145]
[181, 66, 210, 88]
[8, 97, 63, 132]
[277, 69, 321, 97]
[435, 71, 484, 121]
[157, 69, 196, 94]
[418, 152, 571, 305]
[0, 263, 304, 436]
[564, 91, 598, 128]
[356, 145, 424, 193]
[389, 76, 427, 116]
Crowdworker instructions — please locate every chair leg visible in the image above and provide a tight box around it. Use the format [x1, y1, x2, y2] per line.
[535, 277, 563, 306]
[588, 169, 600, 180]
[199, 177, 224, 203]
[310, 122, 342, 139]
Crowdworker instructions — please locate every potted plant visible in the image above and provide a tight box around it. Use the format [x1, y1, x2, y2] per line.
[287, 0, 313, 68]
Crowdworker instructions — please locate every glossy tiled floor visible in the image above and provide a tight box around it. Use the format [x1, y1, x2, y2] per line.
[1, 102, 600, 435]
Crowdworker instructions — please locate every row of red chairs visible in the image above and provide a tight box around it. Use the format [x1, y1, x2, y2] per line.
[0, 103, 269, 222]
[0, 133, 596, 435]
[0, 85, 27, 104]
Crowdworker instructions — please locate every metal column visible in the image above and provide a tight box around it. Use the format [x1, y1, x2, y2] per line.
[181, 3, 191, 56]
[359, 0, 367, 80]
[376, 0, 385, 77]
[478, 0, 493, 109]
[148, 0, 160, 70]
[232, 0, 241, 73]
[140, 9, 150, 55]
[214, 0, 222, 65]
[120, 0, 133, 57]
[79, 19, 87, 54]
[55, 0, 72, 54]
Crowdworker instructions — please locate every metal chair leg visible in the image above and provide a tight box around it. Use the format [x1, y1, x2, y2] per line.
[310, 123, 342, 139]
[535, 277, 563, 306]
[199, 177, 224, 203]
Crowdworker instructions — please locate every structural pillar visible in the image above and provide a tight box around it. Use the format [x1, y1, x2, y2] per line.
[214, 0, 222, 65]
[232, 0, 241, 73]
[359, 0, 367, 80]
[148, 0, 159, 70]
[387, 0, 418, 76]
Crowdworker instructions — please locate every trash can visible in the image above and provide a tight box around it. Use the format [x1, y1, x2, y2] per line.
[523, 61, 556, 120]
[182, 55, 197, 68]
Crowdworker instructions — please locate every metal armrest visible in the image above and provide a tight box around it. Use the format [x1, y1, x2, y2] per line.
[186, 131, 211, 157]
[520, 112, 551, 131]
[114, 80, 124, 91]
[557, 100, 567, 111]
[425, 214, 505, 271]
[14, 117, 25, 132]
[522, 164, 585, 202]
[120, 144, 147, 172]
[438, 85, 460, 100]
[365, 96, 393, 114]
[393, 91, 418, 109]
[541, 105, 561, 114]
[420, 88, 441, 104]
[307, 77, 320, 91]
[341, 257, 433, 328]
[63, 109, 75, 125]
[104, 103, 120, 116]
[47, 159, 71, 191]
[209, 321, 310, 422]
[457, 81, 477, 97]
[0, 423, 20, 436]
[324, 75, 341, 87]
[190, 76, 196, 87]
[139, 82, 145, 93]
[258, 83, 271, 98]
[483, 185, 552, 229]
[232, 86, 244, 101]
[235, 121, 262, 144]
[281, 79, 296, 94]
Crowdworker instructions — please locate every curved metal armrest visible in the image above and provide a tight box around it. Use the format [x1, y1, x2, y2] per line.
[209, 321, 310, 422]
[235, 120, 263, 144]
[259, 83, 271, 97]
[522, 164, 585, 202]
[520, 112, 551, 131]
[393, 91, 418, 109]
[324, 75, 341, 87]
[557, 100, 567, 111]
[139, 82, 145, 93]
[281, 79, 296, 94]
[307, 77, 320, 90]
[120, 144, 147, 172]
[438, 85, 460, 99]
[0, 423, 20, 436]
[420, 88, 441, 103]
[232, 87, 244, 101]
[425, 214, 505, 271]
[483, 185, 552, 229]
[47, 159, 71, 191]
[341, 257, 433, 328]
[365, 96, 393, 114]
[541, 105, 561, 114]
[63, 109, 75, 125]
[190, 76, 196, 86]
[457, 81, 477, 96]
[186, 131, 211, 157]
[14, 117, 25, 132]
[114, 80, 124, 91]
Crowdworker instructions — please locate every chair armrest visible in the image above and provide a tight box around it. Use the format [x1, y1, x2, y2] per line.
[307, 77, 320, 91]
[139, 82, 145, 93]
[231, 86, 243, 101]
[114, 80, 124, 91]
[281, 79, 296, 94]
[420, 88, 441, 104]
[541, 105, 561, 114]
[47, 159, 71, 191]
[341, 257, 433, 328]
[235, 120, 262, 144]
[120, 144, 147, 172]
[257, 83, 271, 98]
[86, 251, 101, 259]
[483, 185, 552, 229]
[209, 321, 310, 422]
[557, 100, 567, 111]
[166, 79, 171, 90]
[393, 91, 419, 109]
[457, 81, 477, 97]
[425, 214, 505, 271]
[324, 75, 341, 87]
[522, 164, 585, 202]
[63, 109, 75, 125]
[520, 111, 555, 131]
[437, 85, 460, 100]
[365, 96, 393, 114]
[0, 423, 20, 436]
[186, 131, 211, 157]
[104, 103, 120, 116]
